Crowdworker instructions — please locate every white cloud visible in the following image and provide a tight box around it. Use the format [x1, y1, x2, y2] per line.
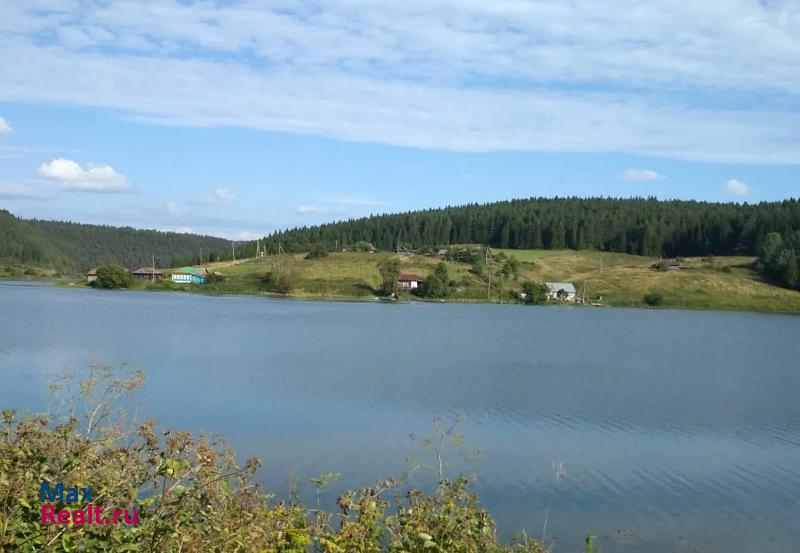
[188, 187, 236, 206]
[38, 158, 131, 192]
[724, 179, 749, 197]
[2, 2, 800, 162]
[619, 169, 664, 182]
[0, 117, 12, 135]
[214, 188, 236, 204]
[296, 205, 331, 215]
[0, 181, 47, 200]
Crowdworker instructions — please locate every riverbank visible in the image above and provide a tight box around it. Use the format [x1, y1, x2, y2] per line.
[6, 249, 800, 313]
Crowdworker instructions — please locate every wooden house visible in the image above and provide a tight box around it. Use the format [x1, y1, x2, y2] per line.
[132, 267, 163, 281]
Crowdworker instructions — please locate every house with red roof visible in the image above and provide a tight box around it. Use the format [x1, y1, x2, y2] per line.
[397, 273, 423, 290]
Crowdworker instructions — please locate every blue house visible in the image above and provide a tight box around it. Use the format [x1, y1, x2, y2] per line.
[171, 267, 208, 284]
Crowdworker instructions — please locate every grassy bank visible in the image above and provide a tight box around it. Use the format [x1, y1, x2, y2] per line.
[127, 249, 800, 313]
[19, 248, 800, 313]
[0, 263, 66, 281]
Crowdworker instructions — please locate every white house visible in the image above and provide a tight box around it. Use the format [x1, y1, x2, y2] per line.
[85, 267, 99, 283]
[545, 282, 577, 302]
[397, 273, 422, 290]
[171, 267, 209, 284]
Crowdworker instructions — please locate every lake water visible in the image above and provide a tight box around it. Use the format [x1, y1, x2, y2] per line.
[1, 281, 799, 552]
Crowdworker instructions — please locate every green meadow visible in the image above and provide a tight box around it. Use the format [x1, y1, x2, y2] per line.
[117, 249, 800, 313]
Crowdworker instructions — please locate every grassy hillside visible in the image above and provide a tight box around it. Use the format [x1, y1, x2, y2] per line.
[127, 249, 800, 313]
[497, 249, 800, 312]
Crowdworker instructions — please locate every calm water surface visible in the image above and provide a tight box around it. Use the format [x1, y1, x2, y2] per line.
[1, 281, 799, 552]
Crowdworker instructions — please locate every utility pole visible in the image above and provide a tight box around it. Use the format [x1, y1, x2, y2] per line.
[152, 253, 155, 281]
[231, 241, 236, 263]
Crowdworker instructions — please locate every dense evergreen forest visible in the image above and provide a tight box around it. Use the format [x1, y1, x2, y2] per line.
[0, 209, 230, 273]
[757, 231, 800, 290]
[250, 197, 800, 258]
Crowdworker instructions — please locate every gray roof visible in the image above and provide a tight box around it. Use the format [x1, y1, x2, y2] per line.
[132, 267, 163, 275]
[545, 282, 576, 294]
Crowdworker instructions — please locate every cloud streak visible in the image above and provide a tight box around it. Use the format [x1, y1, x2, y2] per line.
[297, 205, 339, 215]
[0, 181, 48, 200]
[1, 2, 800, 162]
[188, 187, 237, 206]
[619, 169, 665, 182]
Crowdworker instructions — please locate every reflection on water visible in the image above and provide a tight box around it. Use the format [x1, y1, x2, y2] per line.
[1, 282, 799, 552]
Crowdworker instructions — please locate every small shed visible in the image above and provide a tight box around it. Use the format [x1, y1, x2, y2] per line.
[132, 267, 163, 281]
[437, 248, 448, 257]
[171, 267, 209, 284]
[397, 273, 423, 290]
[85, 267, 99, 283]
[545, 282, 577, 302]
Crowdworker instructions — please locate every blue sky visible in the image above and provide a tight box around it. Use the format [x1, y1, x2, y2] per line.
[1, 1, 799, 239]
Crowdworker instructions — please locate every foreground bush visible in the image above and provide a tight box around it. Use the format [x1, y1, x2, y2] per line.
[643, 292, 664, 306]
[0, 366, 547, 553]
[92, 264, 132, 289]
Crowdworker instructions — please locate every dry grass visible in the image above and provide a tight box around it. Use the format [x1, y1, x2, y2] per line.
[154, 249, 800, 313]
[502, 249, 800, 312]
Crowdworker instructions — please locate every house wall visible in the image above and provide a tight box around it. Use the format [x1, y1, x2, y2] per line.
[172, 274, 207, 284]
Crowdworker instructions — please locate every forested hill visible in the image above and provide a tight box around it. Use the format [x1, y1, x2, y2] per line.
[0, 209, 229, 273]
[249, 197, 800, 258]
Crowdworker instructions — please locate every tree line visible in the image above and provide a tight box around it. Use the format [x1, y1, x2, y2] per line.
[0, 209, 230, 273]
[757, 231, 800, 290]
[247, 197, 800, 259]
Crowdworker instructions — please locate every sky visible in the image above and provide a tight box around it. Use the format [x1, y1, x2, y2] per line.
[1, 1, 799, 239]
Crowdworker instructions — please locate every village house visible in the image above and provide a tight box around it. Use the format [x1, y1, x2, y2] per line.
[132, 267, 163, 281]
[545, 282, 577, 302]
[397, 273, 423, 290]
[171, 267, 209, 284]
[85, 267, 99, 283]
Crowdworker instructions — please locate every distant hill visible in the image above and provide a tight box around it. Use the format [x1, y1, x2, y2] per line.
[244, 197, 800, 259]
[0, 209, 230, 273]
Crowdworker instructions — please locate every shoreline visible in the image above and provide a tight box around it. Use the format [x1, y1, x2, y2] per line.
[4, 276, 799, 316]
